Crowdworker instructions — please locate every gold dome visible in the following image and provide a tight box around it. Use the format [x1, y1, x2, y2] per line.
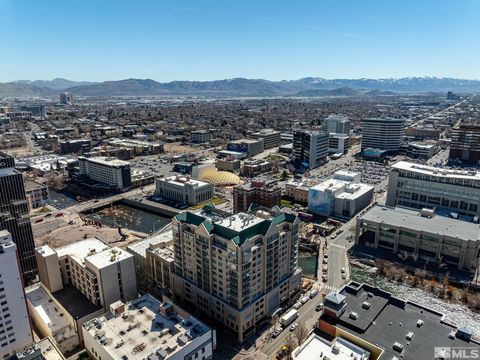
[203, 170, 241, 186]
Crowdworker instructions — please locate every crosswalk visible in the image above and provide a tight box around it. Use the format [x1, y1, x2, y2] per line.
[322, 285, 338, 292]
[330, 244, 346, 250]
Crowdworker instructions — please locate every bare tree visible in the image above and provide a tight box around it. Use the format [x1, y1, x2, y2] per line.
[293, 322, 309, 346]
[284, 334, 297, 358]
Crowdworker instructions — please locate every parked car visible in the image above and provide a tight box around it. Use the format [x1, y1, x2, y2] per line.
[272, 328, 283, 338]
[289, 323, 298, 331]
[315, 304, 323, 312]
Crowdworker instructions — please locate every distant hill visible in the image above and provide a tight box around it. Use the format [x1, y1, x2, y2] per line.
[0, 82, 53, 97]
[294, 87, 363, 97]
[1, 76, 480, 97]
[294, 87, 398, 97]
[13, 78, 96, 91]
[65, 77, 480, 96]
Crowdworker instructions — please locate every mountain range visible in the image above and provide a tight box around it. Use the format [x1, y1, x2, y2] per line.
[1, 77, 479, 97]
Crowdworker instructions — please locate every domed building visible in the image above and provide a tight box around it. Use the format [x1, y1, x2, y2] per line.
[202, 170, 241, 186]
[192, 163, 241, 186]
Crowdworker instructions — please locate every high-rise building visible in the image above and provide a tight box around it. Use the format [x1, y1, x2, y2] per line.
[449, 123, 480, 165]
[361, 118, 405, 153]
[36, 238, 137, 311]
[170, 206, 302, 342]
[323, 115, 351, 135]
[328, 133, 350, 155]
[0, 152, 37, 282]
[0, 230, 33, 359]
[233, 178, 281, 213]
[293, 130, 329, 170]
[251, 129, 281, 149]
[386, 161, 480, 218]
[19, 105, 46, 117]
[59, 92, 74, 105]
[78, 156, 132, 190]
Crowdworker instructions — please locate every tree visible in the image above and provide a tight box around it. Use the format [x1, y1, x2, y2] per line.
[284, 334, 297, 358]
[293, 322, 309, 346]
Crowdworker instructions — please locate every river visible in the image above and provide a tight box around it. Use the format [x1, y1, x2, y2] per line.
[49, 190, 78, 209]
[351, 267, 480, 337]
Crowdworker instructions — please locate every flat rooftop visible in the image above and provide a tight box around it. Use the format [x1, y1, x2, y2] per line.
[229, 138, 262, 144]
[127, 227, 173, 260]
[83, 294, 210, 360]
[322, 282, 480, 360]
[52, 285, 102, 320]
[26, 284, 73, 333]
[24, 179, 47, 192]
[85, 247, 133, 269]
[361, 205, 480, 242]
[158, 175, 211, 187]
[293, 335, 369, 360]
[0, 167, 17, 177]
[14, 337, 66, 360]
[392, 161, 480, 180]
[310, 178, 348, 192]
[202, 211, 265, 233]
[335, 183, 374, 200]
[55, 238, 109, 261]
[81, 156, 130, 167]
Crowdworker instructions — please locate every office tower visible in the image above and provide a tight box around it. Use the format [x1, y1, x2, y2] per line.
[361, 118, 405, 152]
[0, 152, 37, 282]
[328, 133, 350, 154]
[233, 178, 281, 213]
[323, 115, 351, 135]
[0, 231, 33, 359]
[170, 207, 302, 342]
[386, 161, 480, 218]
[59, 92, 74, 105]
[251, 129, 281, 149]
[293, 130, 329, 170]
[449, 123, 480, 165]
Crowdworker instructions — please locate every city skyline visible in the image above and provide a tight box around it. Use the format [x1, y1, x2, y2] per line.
[1, 0, 479, 82]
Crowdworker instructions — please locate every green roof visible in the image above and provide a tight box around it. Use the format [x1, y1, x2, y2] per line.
[175, 210, 297, 246]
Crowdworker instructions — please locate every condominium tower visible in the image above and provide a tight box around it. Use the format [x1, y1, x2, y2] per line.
[170, 206, 302, 342]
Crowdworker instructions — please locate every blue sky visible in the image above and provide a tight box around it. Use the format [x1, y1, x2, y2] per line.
[1, 0, 479, 82]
